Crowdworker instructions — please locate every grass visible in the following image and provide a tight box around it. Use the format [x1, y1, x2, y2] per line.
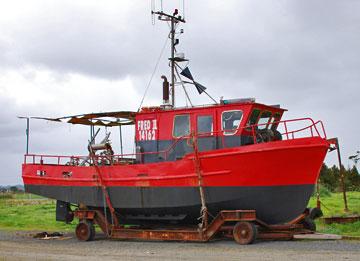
[308, 191, 360, 236]
[0, 191, 359, 236]
[0, 193, 76, 232]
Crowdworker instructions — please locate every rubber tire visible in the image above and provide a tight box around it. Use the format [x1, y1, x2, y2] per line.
[309, 207, 323, 220]
[256, 129, 274, 143]
[301, 217, 316, 232]
[256, 132, 264, 143]
[262, 130, 273, 142]
[272, 129, 282, 141]
[75, 221, 95, 241]
[233, 221, 257, 245]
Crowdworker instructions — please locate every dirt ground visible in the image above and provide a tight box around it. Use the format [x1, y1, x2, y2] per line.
[0, 230, 359, 261]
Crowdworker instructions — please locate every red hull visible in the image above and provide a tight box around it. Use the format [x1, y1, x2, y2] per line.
[23, 137, 329, 188]
[22, 137, 329, 224]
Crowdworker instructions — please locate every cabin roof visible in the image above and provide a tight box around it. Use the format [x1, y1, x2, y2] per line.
[138, 101, 287, 116]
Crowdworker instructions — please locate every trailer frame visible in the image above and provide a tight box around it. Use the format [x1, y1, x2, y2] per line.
[73, 208, 314, 245]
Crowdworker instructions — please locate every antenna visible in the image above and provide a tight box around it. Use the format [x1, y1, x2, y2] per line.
[151, 9, 186, 107]
[151, 0, 156, 25]
[182, 0, 185, 20]
[151, 2, 216, 107]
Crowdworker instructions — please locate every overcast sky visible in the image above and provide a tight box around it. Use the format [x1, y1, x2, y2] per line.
[0, 0, 359, 185]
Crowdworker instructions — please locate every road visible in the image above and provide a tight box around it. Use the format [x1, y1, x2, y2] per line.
[0, 231, 359, 260]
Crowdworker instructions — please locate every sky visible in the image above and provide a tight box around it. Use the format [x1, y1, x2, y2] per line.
[0, 0, 359, 185]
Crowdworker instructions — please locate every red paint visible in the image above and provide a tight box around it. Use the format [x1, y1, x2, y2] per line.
[136, 102, 285, 141]
[22, 99, 329, 193]
[23, 137, 329, 188]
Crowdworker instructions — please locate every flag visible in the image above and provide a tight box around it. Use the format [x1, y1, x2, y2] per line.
[194, 82, 206, 94]
[180, 67, 194, 80]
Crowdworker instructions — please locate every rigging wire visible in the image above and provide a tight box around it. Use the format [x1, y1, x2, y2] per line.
[174, 63, 218, 105]
[137, 34, 169, 111]
[175, 66, 193, 107]
[151, 0, 155, 25]
[184, 0, 186, 20]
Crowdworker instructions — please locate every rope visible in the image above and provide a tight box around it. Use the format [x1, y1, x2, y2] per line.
[103, 193, 109, 236]
[137, 33, 169, 111]
[319, 200, 331, 211]
[191, 133, 208, 229]
[175, 63, 218, 105]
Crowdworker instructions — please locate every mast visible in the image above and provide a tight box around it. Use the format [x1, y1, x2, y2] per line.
[152, 9, 185, 107]
[170, 15, 175, 107]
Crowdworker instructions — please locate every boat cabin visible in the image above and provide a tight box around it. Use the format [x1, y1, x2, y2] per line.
[26, 98, 286, 165]
[135, 99, 286, 163]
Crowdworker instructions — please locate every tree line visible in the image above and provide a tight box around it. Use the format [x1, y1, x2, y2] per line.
[319, 163, 360, 192]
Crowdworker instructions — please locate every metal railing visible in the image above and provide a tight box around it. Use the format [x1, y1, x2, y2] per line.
[24, 117, 326, 166]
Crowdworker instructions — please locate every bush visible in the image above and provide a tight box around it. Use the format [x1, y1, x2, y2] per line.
[0, 193, 14, 200]
[319, 163, 360, 192]
[318, 185, 332, 197]
[312, 185, 332, 198]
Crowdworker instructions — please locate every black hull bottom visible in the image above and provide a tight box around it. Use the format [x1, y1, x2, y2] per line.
[25, 184, 314, 225]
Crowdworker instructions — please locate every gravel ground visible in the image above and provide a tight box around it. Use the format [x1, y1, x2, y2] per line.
[0, 230, 359, 261]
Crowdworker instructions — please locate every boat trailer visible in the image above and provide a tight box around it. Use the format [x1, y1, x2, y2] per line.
[73, 208, 316, 245]
[71, 133, 317, 245]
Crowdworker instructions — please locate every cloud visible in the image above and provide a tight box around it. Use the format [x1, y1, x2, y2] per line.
[0, 66, 140, 184]
[0, 0, 169, 79]
[0, 0, 359, 184]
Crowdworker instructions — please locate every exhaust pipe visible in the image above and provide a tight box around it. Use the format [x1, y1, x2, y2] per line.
[161, 75, 169, 105]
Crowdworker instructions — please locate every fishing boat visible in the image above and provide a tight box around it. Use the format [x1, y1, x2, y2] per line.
[22, 8, 330, 228]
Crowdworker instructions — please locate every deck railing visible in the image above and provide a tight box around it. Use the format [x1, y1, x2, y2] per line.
[24, 117, 326, 166]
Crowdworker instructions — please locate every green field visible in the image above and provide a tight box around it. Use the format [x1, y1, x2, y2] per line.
[308, 191, 360, 236]
[0, 193, 76, 232]
[0, 192, 359, 236]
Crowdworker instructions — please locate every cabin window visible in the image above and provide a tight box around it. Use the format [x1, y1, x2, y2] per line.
[246, 109, 261, 130]
[258, 111, 272, 130]
[197, 115, 213, 135]
[173, 115, 190, 137]
[222, 110, 243, 135]
[270, 113, 281, 130]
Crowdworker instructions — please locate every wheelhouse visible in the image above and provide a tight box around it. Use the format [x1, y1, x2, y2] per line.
[135, 99, 286, 163]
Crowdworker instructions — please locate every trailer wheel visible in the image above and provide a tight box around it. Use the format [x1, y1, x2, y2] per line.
[75, 220, 95, 241]
[233, 221, 257, 245]
[301, 217, 316, 232]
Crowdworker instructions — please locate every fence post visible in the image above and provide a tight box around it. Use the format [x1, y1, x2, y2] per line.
[335, 139, 349, 212]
